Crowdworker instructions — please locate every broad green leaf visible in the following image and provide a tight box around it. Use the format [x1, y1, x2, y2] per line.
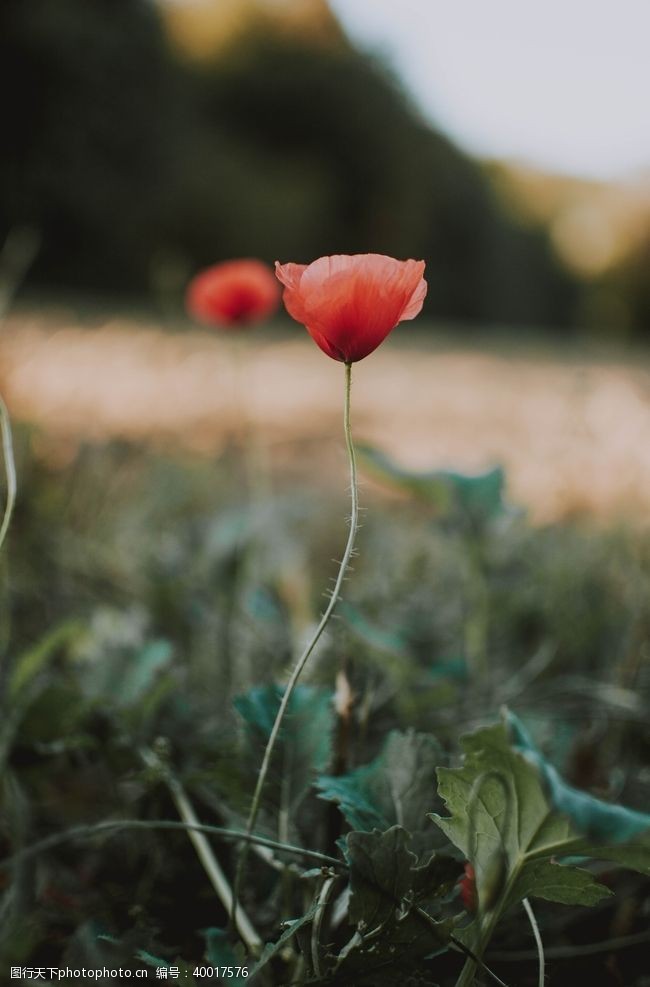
[430, 720, 608, 911]
[575, 840, 650, 876]
[506, 859, 611, 908]
[317, 731, 446, 858]
[347, 827, 417, 930]
[323, 911, 446, 987]
[235, 684, 334, 811]
[346, 826, 460, 930]
[506, 709, 650, 843]
[356, 443, 506, 519]
[324, 846, 453, 987]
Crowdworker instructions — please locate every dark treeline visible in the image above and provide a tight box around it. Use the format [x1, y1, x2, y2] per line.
[1, 0, 580, 329]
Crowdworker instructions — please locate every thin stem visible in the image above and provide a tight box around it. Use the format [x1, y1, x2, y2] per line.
[233, 361, 359, 932]
[0, 819, 346, 873]
[0, 394, 16, 554]
[522, 897, 545, 987]
[140, 748, 261, 952]
[311, 874, 337, 979]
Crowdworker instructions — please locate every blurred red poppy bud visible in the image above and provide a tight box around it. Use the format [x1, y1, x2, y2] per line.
[275, 253, 427, 363]
[459, 862, 477, 912]
[186, 259, 280, 328]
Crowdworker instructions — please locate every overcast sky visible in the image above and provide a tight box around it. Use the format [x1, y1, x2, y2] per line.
[329, 0, 650, 180]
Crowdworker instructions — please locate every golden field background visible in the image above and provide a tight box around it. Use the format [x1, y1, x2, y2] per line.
[4, 308, 650, 523]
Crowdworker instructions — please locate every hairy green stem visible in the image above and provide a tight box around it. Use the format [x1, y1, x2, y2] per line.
[233, 361, 359, 934]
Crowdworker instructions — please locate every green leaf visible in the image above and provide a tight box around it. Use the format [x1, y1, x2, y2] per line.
[9, 620, 84, 698]
[202, 929, 247, 986]
[80, 638, 173, 709]
[347, 827, 417, 930]
[507, 859, 611, 908]
[135, 948, 171, 969]
[430, 719, 608, 911]
[339, 602, 409, 658]
[356, 443, 506, 519]
[118, 640, 174, 707]
[317, 731, 447, 858]
[506, 709, 650, 843]
[346, 826, 460, 929]
[249, 899, 320, 984]
[324, 911, 447, 987]
[235, 684, 334, 811]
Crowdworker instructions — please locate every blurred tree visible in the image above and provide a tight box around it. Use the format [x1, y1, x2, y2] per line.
[196, 33, 577, 327]
[0, 1, 578, 328]
[0, 0, 185, 290]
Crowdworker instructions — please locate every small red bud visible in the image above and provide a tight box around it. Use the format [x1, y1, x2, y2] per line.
[459, 862, 477, 912]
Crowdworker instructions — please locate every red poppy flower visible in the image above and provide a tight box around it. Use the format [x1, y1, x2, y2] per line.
[275, 253, 427, 363]
[186, 259, 280, 328]
[459, 862, 477, 912]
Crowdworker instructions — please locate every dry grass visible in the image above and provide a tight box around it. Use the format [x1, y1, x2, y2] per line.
[3, 309, 650, 522]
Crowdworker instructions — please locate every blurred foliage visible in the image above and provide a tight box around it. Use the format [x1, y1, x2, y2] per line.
[1, 433, 650, 980]
[0, 0, 584, 329]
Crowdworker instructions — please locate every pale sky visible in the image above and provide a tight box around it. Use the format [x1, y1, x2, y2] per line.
[329, 0, 650, 180]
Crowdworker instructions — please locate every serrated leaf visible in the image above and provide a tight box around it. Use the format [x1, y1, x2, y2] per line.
[432, 714, 650, 924]
[432, 721, 571, 864]
[346, 826, 460, 935]
[325, 901, 451, 987]
[506, 859, 610, 908]
[410, 853, 464, 904]
[347, 827, 416, 930]
[317, 730, 446, 858]
[507, 709, 650, 843]
[430, 719, 596, 911]
[235, 684, 334, 811]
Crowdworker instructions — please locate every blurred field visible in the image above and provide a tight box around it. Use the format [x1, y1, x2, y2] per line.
[3, 309, 650, 522]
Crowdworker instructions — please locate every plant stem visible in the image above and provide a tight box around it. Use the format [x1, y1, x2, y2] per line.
[455, 905, 504, 987]
[0, 391, 16, 555]
[233, 361, 359, 935]
[522, 897, 545, 987]
[0, 819, 346, 872]
[140, 747, 261, 952]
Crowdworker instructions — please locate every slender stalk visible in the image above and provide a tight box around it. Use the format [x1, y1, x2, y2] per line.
[233, 361, 359, 933]
[522, 897, 545, 987]
[140, 748, 261, 952]
[0, 394, 16, 554]
[311, 874, 336, 979]
[0, 819, 345, 872]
